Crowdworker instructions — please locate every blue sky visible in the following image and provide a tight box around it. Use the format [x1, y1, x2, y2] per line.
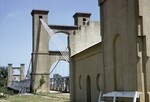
[0, 0, 100, 77]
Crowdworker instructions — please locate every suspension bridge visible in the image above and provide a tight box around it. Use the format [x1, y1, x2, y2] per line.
[7, 18, 70, 94]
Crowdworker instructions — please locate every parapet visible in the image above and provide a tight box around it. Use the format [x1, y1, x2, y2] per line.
[31, 9, 49, 16]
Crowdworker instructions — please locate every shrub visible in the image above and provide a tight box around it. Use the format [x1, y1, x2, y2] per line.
[0, 87, 14, 95]
[39, 75, 45, 87]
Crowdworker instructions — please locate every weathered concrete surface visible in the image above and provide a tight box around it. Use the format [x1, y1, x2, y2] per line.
[70, 13, 101, 56]
[31, 10, 50, 93]
[7, 64, 13, 87]
[20, 64, 25, 80]
[100, 0, 150, 101]
[139, 0, 150, 101]
[31, 10, 71, 93]
[71, 43, 102, 102]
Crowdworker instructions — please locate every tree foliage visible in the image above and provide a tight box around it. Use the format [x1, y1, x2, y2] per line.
[0, 66, 8, 79]
[0, 66, 14, 95]
[39, 75, 45, 87]
[0, 66, 8, 87]
[53, 73, 61, 79]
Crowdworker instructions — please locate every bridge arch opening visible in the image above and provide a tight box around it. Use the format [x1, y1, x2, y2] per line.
[49, 32, 69, 51]
[49, 32, 70, 92]
[12, 69, 20, 81]
[50, 60, 69, 78]
[49, 60, 69, 92]
[49, 32, 69, 78]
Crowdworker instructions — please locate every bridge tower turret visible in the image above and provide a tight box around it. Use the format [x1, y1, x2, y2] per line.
[31, 10, 50, 93]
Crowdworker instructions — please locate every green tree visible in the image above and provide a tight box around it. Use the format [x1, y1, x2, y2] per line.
[0, 66, 8, 78]
[0, 66, 12, 95]
[53, 73, 61, 79]
[0, 66, 8, 87]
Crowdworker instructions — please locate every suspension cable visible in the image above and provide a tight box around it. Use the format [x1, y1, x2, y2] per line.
[18, 57, 32, 94]
[40, 19, 69, 62]
[50, 60, 61, 74]
[26, 58, 32, 79]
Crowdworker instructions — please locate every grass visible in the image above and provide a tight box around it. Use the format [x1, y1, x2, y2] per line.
[0, 93, 70, 102]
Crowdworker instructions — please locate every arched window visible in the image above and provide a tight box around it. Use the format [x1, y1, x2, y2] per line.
[96, 73, 100, 91]
[113, 34, 124, 91]
[87, 75, 91, 102]
[79, 75, 82, 89]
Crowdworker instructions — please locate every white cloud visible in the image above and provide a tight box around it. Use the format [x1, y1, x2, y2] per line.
[6, 11, 23, 21]
[7, 12, 17, 18]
